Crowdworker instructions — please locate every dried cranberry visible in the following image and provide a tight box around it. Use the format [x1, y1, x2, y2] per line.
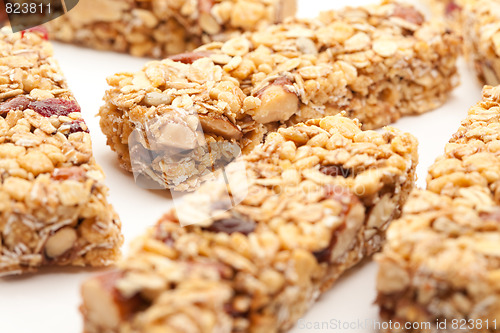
[0, 96, 31, 116]
[480, 210, 500, 222]
[445, 1, 461, 16]
[51, 167, 86, 181]
[319, 165, 351, 178]
[392, 5, 425, 26]
[29, 98, 81, 117]
[204, 216, 256, 235]
[168, 51, 212, 64]
[67, 120, 89, 134]
[21, 26, 49, 40]
[0, 97, 82, 118]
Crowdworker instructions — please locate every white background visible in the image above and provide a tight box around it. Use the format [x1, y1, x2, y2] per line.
[0, 1, 484, 332]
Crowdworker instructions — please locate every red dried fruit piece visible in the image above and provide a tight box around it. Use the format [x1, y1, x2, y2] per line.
[29, 98, 81, 117]
[319, 165, 351, 178]
[392, 5, 425, 26]
[68, 120, 89, 134]
[204, 216, 256, 235]
[198, 0, 214, 13]
[168, 51, 212, 64]
[479, 210, 500, 222]
[0, 96, 31, 116]
[21, 26, 49, 40]
[51, 167, 86, 181]
[0, 97, 82, 118]
[445, 1, 461, 16]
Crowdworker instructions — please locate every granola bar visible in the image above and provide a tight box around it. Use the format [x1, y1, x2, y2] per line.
[0, 28, 123, 275]
[45, 0, 297, 58]
[461, 0, 500, 86]
[98, 1, 459, 191]
[80, 114, 419, 333]
[376, 85, 500, 332]
[424, 0, 500, 86]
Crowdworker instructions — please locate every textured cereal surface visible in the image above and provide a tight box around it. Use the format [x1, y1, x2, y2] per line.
[425, 0, 500, 86]
[0, 29, 71, 102]
[462, 0, 500, 85]
[80, 114, 418, 333]
[99, 1, 459, 191]
[46, 0, 297, 58]
[0, 29, 123, 276]
[376, 85, 500, 332]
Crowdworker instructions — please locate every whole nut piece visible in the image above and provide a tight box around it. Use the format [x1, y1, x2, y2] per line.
[52, 167, 86, 182]
[154, 122, 198, 150]
[330, 195, 365, 262]
[253, 78, 299, 123]
[199, 114, 242, 139]
[81, 272, 147, 330]
[45, 227, 77, 258]
[477, 61, 500, 86]
[168, 51, 212, 64]
[200, 13, 221, 34]
[366, 194, 397, 229]
[81, 276, 121, 330]
[144, 92, 172, 106]
[314, 188, 366, 263]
